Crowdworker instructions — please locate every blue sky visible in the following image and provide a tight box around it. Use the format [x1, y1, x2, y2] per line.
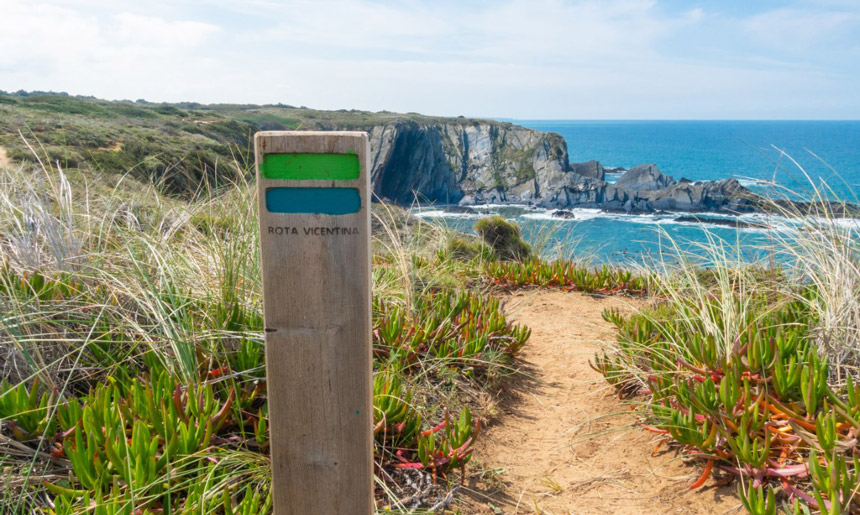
[0, 0, 858, 119]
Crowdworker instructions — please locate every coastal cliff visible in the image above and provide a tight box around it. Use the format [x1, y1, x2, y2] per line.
[0, 94, 576, 205]
[366, 121, 569, 205]
[363, 121, 757, 214]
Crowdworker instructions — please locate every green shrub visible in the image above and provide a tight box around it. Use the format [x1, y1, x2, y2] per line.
[474, 216, 531, 261]
[153, 105, 187, 116]
[444, 235, 486, 261]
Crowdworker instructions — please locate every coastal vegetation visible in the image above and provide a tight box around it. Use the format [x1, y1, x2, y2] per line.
[2, 93, 859, 514]
[474, 216, 532, 262]
[592, 194, 860, 513]
[485, 259, 648, 295]
[478, 186, 860, 512]
[0, 143, 543, 512]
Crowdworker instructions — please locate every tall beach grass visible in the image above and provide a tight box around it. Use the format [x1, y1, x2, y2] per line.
[593, 162, 860, 514]
[0, 145, 529, 513]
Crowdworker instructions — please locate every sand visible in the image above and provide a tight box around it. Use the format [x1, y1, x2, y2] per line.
[461, 290, 739, 514]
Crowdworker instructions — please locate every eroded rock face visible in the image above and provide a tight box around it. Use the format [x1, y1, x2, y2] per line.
[570, 160, 605, 181]
[615, 164, 675, 191]
[645, 178, 755, 212]
[533, 174, 758, 213]
[368, 121, 569, 205]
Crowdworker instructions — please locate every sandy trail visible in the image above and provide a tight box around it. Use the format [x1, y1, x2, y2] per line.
[463, 290, 738, 514]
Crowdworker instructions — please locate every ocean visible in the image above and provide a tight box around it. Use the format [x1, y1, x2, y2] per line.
[415, 120, 860, 265]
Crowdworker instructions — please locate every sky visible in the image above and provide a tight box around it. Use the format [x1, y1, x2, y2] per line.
[0, 0, 858, 119]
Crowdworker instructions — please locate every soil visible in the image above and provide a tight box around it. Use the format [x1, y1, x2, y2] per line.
[0, 146, 10, 168]
[460, 290, 739, 514]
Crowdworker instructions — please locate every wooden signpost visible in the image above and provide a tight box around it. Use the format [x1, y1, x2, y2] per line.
[255, 131, 373, 514]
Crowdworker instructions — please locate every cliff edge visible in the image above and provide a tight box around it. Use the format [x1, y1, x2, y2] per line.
[367, 121, 569, 205]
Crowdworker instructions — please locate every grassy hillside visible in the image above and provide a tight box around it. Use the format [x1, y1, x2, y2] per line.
[0, 91, 508, 196]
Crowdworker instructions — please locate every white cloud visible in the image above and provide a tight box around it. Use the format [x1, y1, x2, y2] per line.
[0, 0, 857, 118]
[0, 0, 220, 100]
[742, 7, 860, 54]
[685, 8, 705, 22]
[0, 2, 102, 68]
[255, 0, 684, 63]
[110, 13, 218, 47]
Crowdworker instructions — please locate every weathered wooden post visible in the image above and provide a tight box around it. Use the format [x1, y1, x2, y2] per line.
[255, 131, 373, 514]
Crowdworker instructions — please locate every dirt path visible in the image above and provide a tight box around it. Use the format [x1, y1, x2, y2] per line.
[463, 290, 738, 514]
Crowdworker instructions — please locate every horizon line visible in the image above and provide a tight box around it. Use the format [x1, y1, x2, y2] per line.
[3, 90, 859, 122]
[495, 118, 860, 123]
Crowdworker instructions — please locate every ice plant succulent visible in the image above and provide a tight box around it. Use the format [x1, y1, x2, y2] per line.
[595, 290, 860, 513]
[486, 259, 648, 295]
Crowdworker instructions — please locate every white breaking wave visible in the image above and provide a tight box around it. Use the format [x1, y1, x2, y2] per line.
[412, 210, 479, 220]
[738, 212, 860, 232]
[522, 209, 685, 226]
[470, 203, 533, 210]
[735, 177, 775, 188]
[520, 208, 604, 221]
[518, 208, 785, 233]
[413, 205, 859, 235]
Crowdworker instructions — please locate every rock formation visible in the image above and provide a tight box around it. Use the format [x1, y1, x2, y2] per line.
[367, 121, 568, 205]
[614, 164, 674, 191]
[529, 165, 758, 214]
[362, 119, 761, 214]
[552, 210, 575, 219]
[570, 160, 605, 181]
[674, 215, 769, 229]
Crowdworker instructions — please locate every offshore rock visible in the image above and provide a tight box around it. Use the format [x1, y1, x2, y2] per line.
[552, 210, 576, 219]
[614, 164, 675, 191]
[539, 176, 759, 213]
[675, 215, 769, 229]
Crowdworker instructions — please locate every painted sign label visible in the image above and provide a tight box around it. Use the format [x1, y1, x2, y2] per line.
[259, 152, 360, 181]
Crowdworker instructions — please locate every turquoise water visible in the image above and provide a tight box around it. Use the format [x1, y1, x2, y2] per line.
[416, 120, 860, 265]
[527, 120, 860, 196]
